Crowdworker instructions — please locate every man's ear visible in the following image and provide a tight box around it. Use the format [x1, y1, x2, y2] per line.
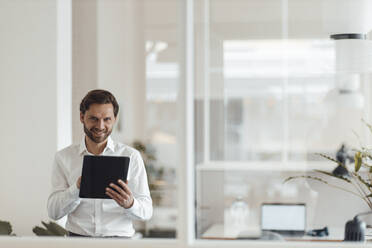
[80, 112, 84, 123]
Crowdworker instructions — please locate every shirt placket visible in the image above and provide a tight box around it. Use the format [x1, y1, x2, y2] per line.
[95, 199, 102, 235]
[82, 143, 113, 236]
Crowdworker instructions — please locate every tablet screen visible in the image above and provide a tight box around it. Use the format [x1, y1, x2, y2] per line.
[79, 155, 130, 199]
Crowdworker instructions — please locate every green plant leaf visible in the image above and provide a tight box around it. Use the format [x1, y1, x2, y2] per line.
[314, 170, 351, 183]
[355, 151, 362, 172]
[358, 148, 372, 160]
[284, 175, 329, 185]
[0, 220, 12, 235]
[42, 221, 68, 236]
[352, 173, 372, 189]
[32, 226, 53, 236]
[33, 221, 67, 236]
[316, 153, 346, 169]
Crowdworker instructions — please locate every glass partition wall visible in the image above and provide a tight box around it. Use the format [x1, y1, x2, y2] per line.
[69, 0, 372, 244]
[72, 0, 180, 239]
[194, 0, 372, 241]
[4, 0, 372, 245]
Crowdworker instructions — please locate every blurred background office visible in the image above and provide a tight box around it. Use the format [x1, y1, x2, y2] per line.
[1, 0, 372, 240]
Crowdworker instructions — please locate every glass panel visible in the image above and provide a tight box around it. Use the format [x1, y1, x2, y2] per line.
[137, 0, 179, 238]
[286, 39, 336, 161]
[195, 0, 372, 242]
[71, 0, 179, 239]
[194, 0, 285, 164]
[195, 0, 286, 240]
[223, 40, 285, 161]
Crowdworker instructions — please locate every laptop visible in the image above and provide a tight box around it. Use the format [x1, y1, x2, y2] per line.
[261, 203, 306, 237]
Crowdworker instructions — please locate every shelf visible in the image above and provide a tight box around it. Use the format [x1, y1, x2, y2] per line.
[196, 161, 335, 172]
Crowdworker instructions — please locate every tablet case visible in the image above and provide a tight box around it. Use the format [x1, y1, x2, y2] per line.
[79, 155, 130, 199]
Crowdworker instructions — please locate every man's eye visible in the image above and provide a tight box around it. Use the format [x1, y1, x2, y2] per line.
[104, 118, 111, 121]
[90, 117, 98, 121]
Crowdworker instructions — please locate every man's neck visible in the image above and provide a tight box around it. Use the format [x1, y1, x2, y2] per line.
[85, 136, 108, 155]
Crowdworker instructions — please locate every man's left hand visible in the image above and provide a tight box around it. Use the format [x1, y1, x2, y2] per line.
[105, 180, 134, 209]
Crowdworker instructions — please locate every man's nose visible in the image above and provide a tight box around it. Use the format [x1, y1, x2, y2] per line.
[96, 119, 105, 129]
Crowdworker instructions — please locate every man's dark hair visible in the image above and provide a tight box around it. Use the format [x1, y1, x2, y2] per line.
[80, 89, 119, 117]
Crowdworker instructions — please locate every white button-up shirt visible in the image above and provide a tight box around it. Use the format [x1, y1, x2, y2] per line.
[47, 136, 153, 237]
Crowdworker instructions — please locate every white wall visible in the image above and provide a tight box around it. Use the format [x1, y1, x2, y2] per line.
[96, 0, 146, 144]
[72, 0, 98, 144]
[0, 0, 57, 236]
[71, 0, 147, 145]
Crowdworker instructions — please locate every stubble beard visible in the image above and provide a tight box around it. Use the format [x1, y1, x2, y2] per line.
[84, 125, 112, 144]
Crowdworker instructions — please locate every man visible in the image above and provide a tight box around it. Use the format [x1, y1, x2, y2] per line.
[47, 89, 152, 237]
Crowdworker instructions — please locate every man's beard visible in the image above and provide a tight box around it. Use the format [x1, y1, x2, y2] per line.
[84, 125, 112, 144]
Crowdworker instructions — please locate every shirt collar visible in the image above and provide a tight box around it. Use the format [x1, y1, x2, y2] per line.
[79, 135, 115, 155]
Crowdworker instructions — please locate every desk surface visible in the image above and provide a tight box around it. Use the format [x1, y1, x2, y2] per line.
[201, 224, 348, 242]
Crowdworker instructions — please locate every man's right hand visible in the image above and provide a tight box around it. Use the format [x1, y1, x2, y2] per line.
[76, 176, 81, 189]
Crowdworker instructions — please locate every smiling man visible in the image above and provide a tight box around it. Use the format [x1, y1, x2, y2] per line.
[47, 89, 152, 237]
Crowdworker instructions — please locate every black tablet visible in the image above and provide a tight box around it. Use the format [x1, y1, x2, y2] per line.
[79, 155, 130, 199]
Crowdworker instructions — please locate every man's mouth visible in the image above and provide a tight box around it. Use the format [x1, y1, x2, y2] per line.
[92, 130, 106, 136]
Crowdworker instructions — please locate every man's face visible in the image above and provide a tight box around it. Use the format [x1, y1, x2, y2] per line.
[80, 103, 116, 144]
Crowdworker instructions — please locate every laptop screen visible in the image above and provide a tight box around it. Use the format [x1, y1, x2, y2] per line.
[261, 204, 306, 232]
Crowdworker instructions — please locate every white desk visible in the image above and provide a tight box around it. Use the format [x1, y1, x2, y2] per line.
[201, 224, 347, 242]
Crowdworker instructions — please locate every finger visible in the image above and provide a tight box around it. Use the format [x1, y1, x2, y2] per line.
[109, 183, 126, 195]
[118, 180, 131, 195]
[106, 187, 123, 199]
[105, 190, 115, 199]
[105, 191, 122, 204]
[106, 189, 130, 206]
[106, 187, 129, 201]
[77, 177, 82, 189]
[118, 179, 132, 195]
[106, 189, 125, 205]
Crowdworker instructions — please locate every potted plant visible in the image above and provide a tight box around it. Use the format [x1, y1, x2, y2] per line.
[32, 221, 68, 236]
[0, 220, 15, 236]
[285, 120, 372, 209]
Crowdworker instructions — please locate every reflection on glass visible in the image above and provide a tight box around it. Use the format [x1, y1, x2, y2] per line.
[70, 0, 180, 239]
[195, 0, 372, 241]
[228, 197, 249, 231]
[136, 34, 179, 237]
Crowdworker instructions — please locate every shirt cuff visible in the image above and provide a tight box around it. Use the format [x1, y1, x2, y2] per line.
[68, 183, 80, 199]
[125, 198, 139, 214]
